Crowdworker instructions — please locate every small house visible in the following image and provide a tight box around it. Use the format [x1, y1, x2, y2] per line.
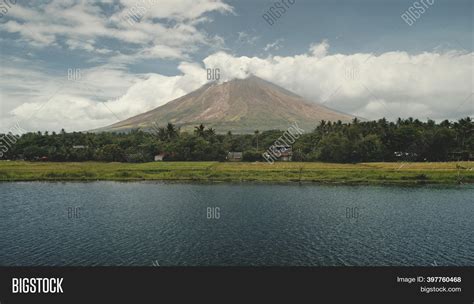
[154, 153, 165, 161]
[227, 152, 243, 162]
[274, 145, 293, 161]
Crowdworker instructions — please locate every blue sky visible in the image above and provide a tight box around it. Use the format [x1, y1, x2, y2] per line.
[207, 0, 472, 56]
[0, 0, 472, 132]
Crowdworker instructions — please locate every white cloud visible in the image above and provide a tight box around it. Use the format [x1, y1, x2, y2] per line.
[1, 0, 233, 60]
[201, 41, 473, 121]
[119, 0, 233, 21]
[0, 0, 236, 132]
[0, 60, 141, 132]
[1, 60, 208, 132]
[237, 32, 260, 45]
[309, 39, 329, 58]
[1, 38, 472, 132]
[264, 38, 284, 52]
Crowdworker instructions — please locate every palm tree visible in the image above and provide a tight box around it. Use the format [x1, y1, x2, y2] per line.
[454, 117, 472, 149]
[254, 130, 260, 150]
[166, 123, 178, 139]
[150, 121, 161, 138]
[194, 124, 206, 137]
[205, 127, 216, 137]
[157, 127, 167, 141]
[396, 117, 402, 126]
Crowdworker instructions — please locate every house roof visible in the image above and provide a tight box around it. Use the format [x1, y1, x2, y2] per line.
[227, 152, 243, 158]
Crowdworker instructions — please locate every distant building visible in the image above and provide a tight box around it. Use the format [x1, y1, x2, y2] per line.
[274, 145, 293, 161]
[393, 151, 418, 158]
[72, 145, 87, 149]
[448, 151, 474, 161]
[154, 153, 165, 161]
[227, 152, 243, 161]
[263, 145, 294, 163]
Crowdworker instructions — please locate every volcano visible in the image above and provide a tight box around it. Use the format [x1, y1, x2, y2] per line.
[97, 75, 355, 133]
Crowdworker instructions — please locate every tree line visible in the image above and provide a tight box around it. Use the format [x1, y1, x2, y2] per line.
[0, 117, 472, 163]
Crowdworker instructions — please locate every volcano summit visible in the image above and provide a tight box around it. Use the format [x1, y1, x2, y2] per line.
[97, 75, 355, 133]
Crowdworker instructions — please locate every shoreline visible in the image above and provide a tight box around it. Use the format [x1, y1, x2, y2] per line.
[1, 179, 472, 188]
[0, 161, 472, 185]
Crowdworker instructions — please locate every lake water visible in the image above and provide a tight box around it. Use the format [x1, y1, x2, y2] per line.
[0, 182, 472, 266]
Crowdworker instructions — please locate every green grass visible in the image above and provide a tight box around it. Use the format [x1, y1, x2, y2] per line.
[0, 161, 472, 185]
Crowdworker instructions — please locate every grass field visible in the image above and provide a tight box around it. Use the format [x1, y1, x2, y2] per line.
[0, 161, 472, 184]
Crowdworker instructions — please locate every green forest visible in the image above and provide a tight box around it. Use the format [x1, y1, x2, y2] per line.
[1, 117, 472, 163]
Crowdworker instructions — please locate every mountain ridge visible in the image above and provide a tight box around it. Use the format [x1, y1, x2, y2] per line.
[95, 75, 356, 134]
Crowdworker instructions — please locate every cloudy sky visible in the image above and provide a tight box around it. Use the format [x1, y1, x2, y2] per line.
[0, 0, 472, 132]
